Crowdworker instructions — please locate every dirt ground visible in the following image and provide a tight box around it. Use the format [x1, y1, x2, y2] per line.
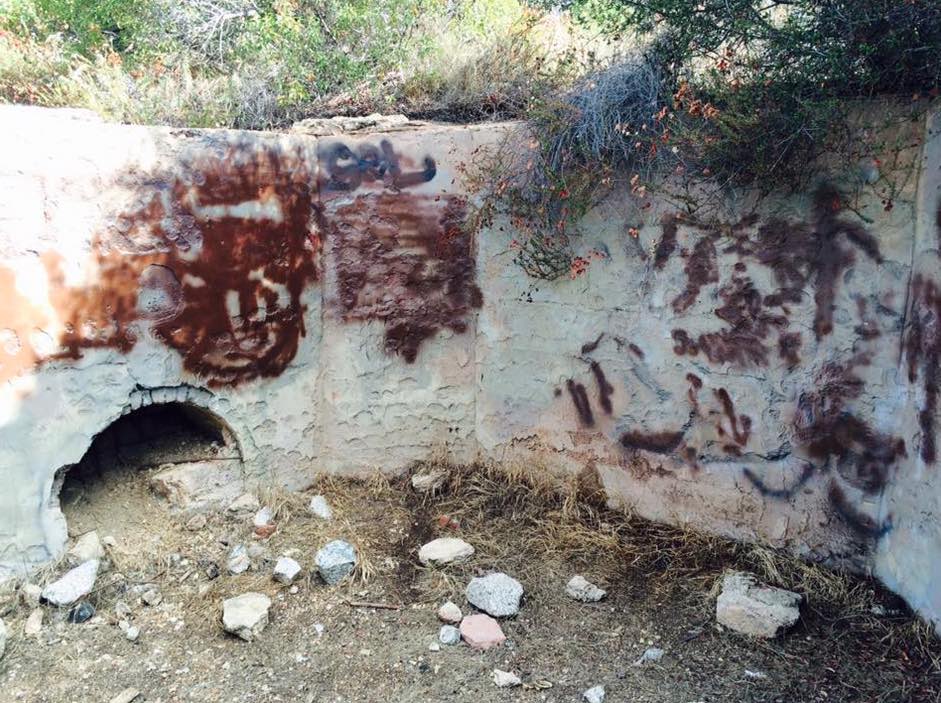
[1, 461, 939, 703]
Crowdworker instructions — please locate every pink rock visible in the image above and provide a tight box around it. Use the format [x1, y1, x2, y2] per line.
[460, 614, 506, 650]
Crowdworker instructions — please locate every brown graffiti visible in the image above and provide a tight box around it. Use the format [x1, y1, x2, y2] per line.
[665, 185, 882, 369]
[713, 388, 751, 448]
[589, 361, 614, 415]
[672, 236, 719, 313]
[794, 358, 906, 494]
[7, 139, 320, 387]
[620, 430, 685, 454]
[672, 276, 788, 366]
[324, 192, 482, 363]
[581, 333, 604, 355]
[904, 274, 941, 464]
[653, 215, 678, 269]
[567, 379, 595, 427]
[778, 332, 802, 367]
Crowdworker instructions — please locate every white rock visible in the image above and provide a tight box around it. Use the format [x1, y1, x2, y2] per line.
[437, 601, 462, 624]
[716, 571, 801, 638]
[68, 531, 104, 564]
[566, 575, 606, 602]
[418, 538, 475, 566]
[125, 625, 141, 642]
[439, 624, 461, 645]
[491, 669, 522, 688]
[273, 557, 302, 585]
[308, 495, 333, 520]
[0, 618, 6, 659]
[583, 685, 606, 703]
[24, 608, 43, 636]
[428, 642, 440, 652]
[253, 507, 274, 528]
[42, 560, 99, 606]
[634, 647, 664, 665]
[228, 493, 260, 513]
[222, 592, 271, 642]
[109, 687, 141, 703]
[228, 545, 251, 575]
[315, 540, 357, 585]
[466, 573, 524, 617]
[411, 470, 446, 493]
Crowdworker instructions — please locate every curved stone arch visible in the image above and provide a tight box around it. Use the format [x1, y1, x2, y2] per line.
[41, 385, 247, 564]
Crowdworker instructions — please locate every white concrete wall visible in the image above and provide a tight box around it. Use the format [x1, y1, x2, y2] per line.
[0, 105, 939, 632]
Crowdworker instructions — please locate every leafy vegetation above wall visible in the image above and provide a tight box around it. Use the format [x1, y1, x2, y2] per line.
[467, 0, 941, 279]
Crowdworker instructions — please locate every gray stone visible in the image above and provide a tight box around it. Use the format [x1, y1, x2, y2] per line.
[418, 538, 474, 566]
[115, 600, 132, 619]
[315, 540, 357, 585]
[439, 624, 461, 645]
[716, 571, 801, 638]
[308, 495, 333, 520]
[437, 601, 462, 624]
[466, 573, 524, 617]
[68, 531, 104, 564]
[0, 618, 5, 659]
[583, 685, 606, 703]
[42, 560, 99, 606]
[222, 592, 271, 642]
[491, 669, 522, 688]
[634, 647, 664, 665]
[566, 575, 606, 602]
[273, 556, 302, 585]
[228, 545, 251, 575]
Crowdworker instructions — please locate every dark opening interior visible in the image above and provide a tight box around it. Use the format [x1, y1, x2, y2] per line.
[58, 402, 240, 534]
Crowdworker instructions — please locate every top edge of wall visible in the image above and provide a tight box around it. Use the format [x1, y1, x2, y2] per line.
[0, 103, 523, 138]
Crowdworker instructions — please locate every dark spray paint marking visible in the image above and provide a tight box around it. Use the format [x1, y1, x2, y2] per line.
[567, 379, 595, 427]
[590, 361, 614, 415]
[828, 481, 892, 538]
[742, 463, 814, 499]
[653, 215, 679, 269]
[904, 274, 941, 463]
[620, 430, 685, 454]
[581, 333, 604, 355]
[628, 343, 644, 359]
[672, 236, 719, 313]
[320, 139, 436, 192]
[714, 388, 751, 447]
[778, 332, 802, 367]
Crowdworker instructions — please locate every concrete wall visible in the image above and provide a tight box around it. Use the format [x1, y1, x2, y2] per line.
[0, 106, 939, 631]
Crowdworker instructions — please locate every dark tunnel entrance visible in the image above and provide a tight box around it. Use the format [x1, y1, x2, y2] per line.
[56, 402, 244, 551]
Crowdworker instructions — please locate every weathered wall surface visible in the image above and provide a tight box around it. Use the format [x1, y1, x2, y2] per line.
[0, 106, 939, 631]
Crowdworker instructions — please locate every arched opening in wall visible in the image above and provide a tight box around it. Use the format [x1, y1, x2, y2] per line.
[55, 402, 245, 556]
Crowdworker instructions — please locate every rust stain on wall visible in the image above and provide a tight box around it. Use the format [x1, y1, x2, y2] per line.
[0, 139, 320, 387]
